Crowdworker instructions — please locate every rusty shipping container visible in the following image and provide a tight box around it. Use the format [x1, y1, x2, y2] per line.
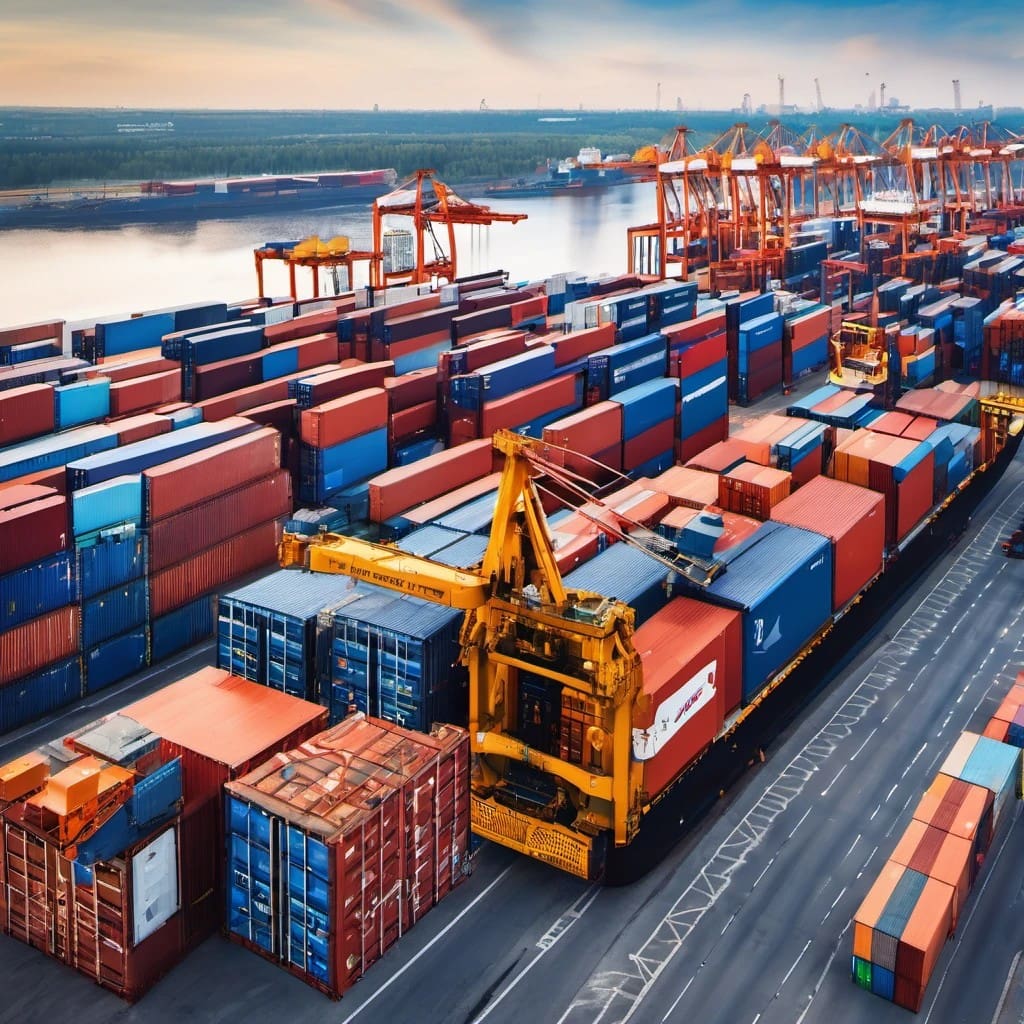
[225, 715, 469, 999]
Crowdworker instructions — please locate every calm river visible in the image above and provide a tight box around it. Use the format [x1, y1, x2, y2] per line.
[0, 184, 656, 327]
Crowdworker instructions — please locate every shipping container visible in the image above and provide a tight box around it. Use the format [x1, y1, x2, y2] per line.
[0, 550, 75, 632]
[143, 426, 281, 523]
[84, 625, 149, 694]
[300, 387, 388, 448]
[324, 588, 467, 730]
[77, 528, 147, 599]
[770, 476, 886, 611]
[147, 470, 292, 573]
[890, 819, 972, 930]
[218, 569, 350, 700]
[299, 427, 389, 504]
[225, 716, 469, 999]
[632, 597, 742, 798]
[717, 463, 792, 520]
[938, 732, 1021, 831]
[54, 378, 111, 429]
[0, 423, 117, 484]
[0, 656, 81, 735]
[148, 519, 283, 618]
[682, 521, 832, 702]
[0, 604, 80, 686]
[71, 474, 143, 538]
[82, 577, 148, 648]
[563, 543, 670, 628]
[150, 594, 217, 662]
[123, 668, 328, 946]
[68, 417, 259, 491]
[0, 383, 55, 446]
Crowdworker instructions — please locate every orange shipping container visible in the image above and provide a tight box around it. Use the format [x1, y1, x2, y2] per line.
[896, 875, 955, 997]
[717, 463, 791, 520]
[646, 464, 722, 510]
[890, 818, 972, 930]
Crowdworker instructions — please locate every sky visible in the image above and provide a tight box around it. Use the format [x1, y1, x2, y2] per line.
[1, 0, 1022, 112]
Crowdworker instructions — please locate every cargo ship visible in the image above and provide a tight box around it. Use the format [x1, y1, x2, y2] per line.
[0, 169, 399, 228]
[484, 145, 660, 198]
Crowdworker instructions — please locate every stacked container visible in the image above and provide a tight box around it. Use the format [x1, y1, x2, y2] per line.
[614, 378, 678, 477]
[218, 569, 350, 701]
[0, 485, 81, 732]
[143, 426, 291, 634]
[717, 463, 791, 520]
[298, 387, 389, 503]
[321, 586, 467, 730]
[982, 674, 1024, 744]
[781, 302, 830, 382]
[735, 312, 784, 405]
[225, 715, 470, 999]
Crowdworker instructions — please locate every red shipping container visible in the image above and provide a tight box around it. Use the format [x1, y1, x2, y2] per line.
[510, 294, 548, 324]
[550, 513, 606, 574]
[0, 494, 68, 575]
[632, 596, 741, 798]
[144, 426, 281, 522]
[123, 668, 327, 947]
[787, 307, 830, 348]
[442, 333, 528, 380]
[192, 363, 337, 422]
[108, 412, 173, 445]
[580, 482, 671, 532]
[480, 373, 580, 436]
[2, 812, 187, 1002]
[390, 400, 437, 442]
[0, 467, 66, 495]
[677, 416, 729, 464]
[263, 308, 340, 345]
[300, 387, 388, 448]
[622, 419, 675, 473]
[147, 470, 292, 572]
[686, 440, 748, 474]
[0, 483, 58, 511]
[0, 319, 62, 347]
[549, 324, 616, 368]
[384, 367, 439, 411]
[890, 819, 972, 931]
[771, 476, 885, 611]
[109, 369, 182, 416]
[148, 519, 283, 618]
[88, 353, 179, 383]
[371, 328, 449, 365]
[672, 331, 728, 379]
[543, 401, 622, 461]
[869, 411, 915, 438]
[298, 361, 395, 407]
[0, 604, 79, 685]
[368, 439, 493, 522]
[663, 308, 727, 347]
[902, 416, 939, 442]
[192, 353, 262, 402]
[894, 876, 955, 992]
[717, 463, 792, 520]
[0, 383, 55, 446]
[264, 332, 337, 372]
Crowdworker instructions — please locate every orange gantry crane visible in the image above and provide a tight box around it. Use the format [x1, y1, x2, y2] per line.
[254, 235, 378, 299]
[371, 170, 526, 289]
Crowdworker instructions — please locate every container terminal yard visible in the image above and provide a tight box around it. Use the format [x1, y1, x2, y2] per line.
[1, 117, 1024, 1020]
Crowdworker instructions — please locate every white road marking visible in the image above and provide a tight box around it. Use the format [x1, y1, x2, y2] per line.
[989, 950, 1022, 1024]
[339, 864, 515, 1024]
[820, 763, 847, 796]
[849, 727, 877, 761]
[839, 834, 861, 865]
[776, 940, 812, 996]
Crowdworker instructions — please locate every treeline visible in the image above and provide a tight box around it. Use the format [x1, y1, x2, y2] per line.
[0, 132, 659, 189]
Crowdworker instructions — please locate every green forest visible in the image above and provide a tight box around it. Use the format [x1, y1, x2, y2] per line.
[1, 106, 1017, 190]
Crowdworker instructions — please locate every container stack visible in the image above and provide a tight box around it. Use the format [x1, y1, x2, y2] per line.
[724, 291, 775, 402]
[72, 476, 149, 694]
[122, 667, 328, 947]
[735, 311, 784, 405]
[780, 301, 830, 384]
[0, 731, 184, 1002]
[143, 426, 292, 649]
[852, 683, 1023, 1013]
[0, 484, 80, 733]
[321, 585, 466, 729]
[982, 671, 1024, 744]
[225, 715, 470, 999]
[298, 387, 389, 503]
[615, 377, 678, 476]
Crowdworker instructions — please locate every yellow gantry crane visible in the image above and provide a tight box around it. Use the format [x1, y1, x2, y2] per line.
[279, 430, 720, 879]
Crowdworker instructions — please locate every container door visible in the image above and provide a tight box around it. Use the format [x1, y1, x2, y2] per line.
[281, 825, 331, 985]
[226, 796, 278, 955]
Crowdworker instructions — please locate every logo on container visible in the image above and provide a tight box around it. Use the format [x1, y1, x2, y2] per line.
[753, 616, 782, 653]
[632, 661, 717, 759]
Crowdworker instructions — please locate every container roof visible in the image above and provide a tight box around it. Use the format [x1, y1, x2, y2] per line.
[123, 667, 325, 768]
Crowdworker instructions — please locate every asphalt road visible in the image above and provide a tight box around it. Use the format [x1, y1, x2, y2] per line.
[1, 410, 1022, 1024]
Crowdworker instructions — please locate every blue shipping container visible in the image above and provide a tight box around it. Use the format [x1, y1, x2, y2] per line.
[70, 417, 258, 491]
[686, 521, 832, 703]
[261, 345, 299, 381]
[54, 378, 111, 430]
[397, 525, 469, 558]
[226, 794, 279, 954]
[0, 656, 82, 734]
[84, 626, 149, 695]
[218, 569, 352, 700]
[299, 428, 388, 504]
[82, 577, 148, 648]
[150, 594, 217, 662]
[433, 532, 489, 569]
[434, 492, 497, 535]
[614, 378, 677, 440]
[0, 423, 117, 483]
[71, 475, 143, 538]
[77, 530, 147, 599]
[563, 543, 669, 628]
[0, 551, 75, 632]
[95, 311, 176, 358]
[449, 346, 557, 411]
